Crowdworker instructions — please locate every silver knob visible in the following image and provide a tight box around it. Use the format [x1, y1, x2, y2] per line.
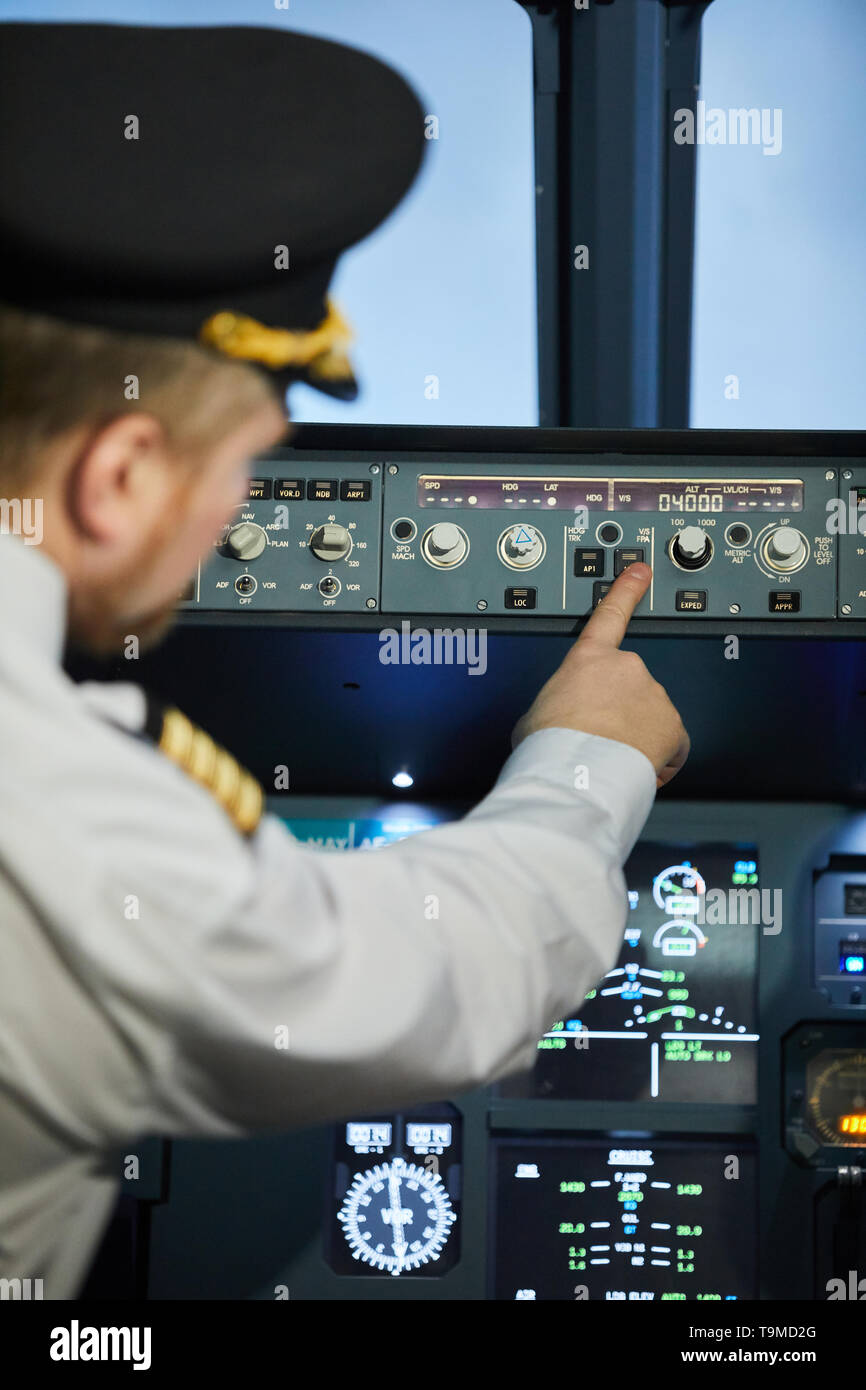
[500, 524, 544, 568]
[674, 525, 710, 562]
[423, 523, 468, 566]
[764, 527, 806, 570]
[309, 523, 352, 562]
[225, 522, 267, 561]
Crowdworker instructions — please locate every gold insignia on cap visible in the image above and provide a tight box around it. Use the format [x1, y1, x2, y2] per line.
[158, 706, 263, 837]
[199, 296, 355, 382]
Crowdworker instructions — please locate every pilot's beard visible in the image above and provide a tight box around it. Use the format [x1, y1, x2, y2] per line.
[65, 502, 192, 660]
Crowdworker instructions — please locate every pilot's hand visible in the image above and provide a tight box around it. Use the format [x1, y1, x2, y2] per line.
[511, 563, 690, 789]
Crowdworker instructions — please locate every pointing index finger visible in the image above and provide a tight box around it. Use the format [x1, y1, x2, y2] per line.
[577, 562, 652, 648]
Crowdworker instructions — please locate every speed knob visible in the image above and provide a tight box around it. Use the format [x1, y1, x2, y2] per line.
[499, 523, 545, 569]
[763, 527, 806, 571]
[309, 523, 352, 562]
[225, 521, 267, 561]
[421, 522, 468, 567]
[671, 525, 712, 569]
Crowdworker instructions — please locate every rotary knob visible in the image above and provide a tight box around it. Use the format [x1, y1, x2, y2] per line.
[422, 522, 468, 567]
[309, 523, 352, 562]
[499, 523, 545, 569]
[763, 527, 806, 571]
[671, 525, 712, 569]
[225, 521, 267, 561]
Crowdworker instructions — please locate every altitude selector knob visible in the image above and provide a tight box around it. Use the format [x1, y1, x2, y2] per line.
[309, 523, 352, 562]
[763, 527, 807, 571]
[225, 521, 267, 561]
[422, 522, 468, 567]
[671, 525, 712, 569]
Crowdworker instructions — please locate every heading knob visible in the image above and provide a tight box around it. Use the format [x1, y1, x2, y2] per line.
[225, 521, 267, 561]
[309, 523, 352, 562]
[499, 523, 545, 569]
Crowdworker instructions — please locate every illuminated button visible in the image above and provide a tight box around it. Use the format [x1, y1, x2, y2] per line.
[574, 548, 605, 578]
[339, 480, 372, 501]
[675, 589, 708, 612]
[670, 525, 712, 569]
[275, 479, 304, 500]
[309, 523, 352, 561]
[505, 587, 537, 610]
[225, 521, 267, 560]
[307, 479, 338, 501]
[247, 478, 272, 500]
[597, 522, 622, 545]
[768, 590, 801, 613]
[421, 522, 468, 567]
[614, 547, 645, 577]
[591, 581, 613, 608]
[763, 527, 807, 571]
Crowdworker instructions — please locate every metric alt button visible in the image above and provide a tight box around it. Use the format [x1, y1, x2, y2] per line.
[275, 479, 304, 500]
[675, 589, 708, 613]
[505, 587, 537, 610]
[574, 548, 605, 578]
[769, 590, 801, 613]
[307, 479, 338, 501]
[247, 478, 272, 500]
[340, 480, 372, 501]
[725, 523, 751, 547]
[597, 522, 622, 546]
[614, 547, 645, 577]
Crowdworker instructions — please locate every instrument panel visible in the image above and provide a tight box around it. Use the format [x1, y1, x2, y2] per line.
[176, 429, 866, 626]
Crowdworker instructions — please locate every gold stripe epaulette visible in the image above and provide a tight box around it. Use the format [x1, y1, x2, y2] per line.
[157, 706, 263, 837]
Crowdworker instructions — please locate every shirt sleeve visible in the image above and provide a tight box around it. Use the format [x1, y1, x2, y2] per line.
[130, 726, 656, 1138]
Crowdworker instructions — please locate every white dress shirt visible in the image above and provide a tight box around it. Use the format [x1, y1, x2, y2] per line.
[0, 534, 656, 1297]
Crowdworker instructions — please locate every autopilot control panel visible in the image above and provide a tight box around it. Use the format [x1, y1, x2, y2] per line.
[177, 428, 866, 628]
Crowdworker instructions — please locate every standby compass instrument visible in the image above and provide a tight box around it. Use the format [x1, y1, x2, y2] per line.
[326, 1105, 462, 1278]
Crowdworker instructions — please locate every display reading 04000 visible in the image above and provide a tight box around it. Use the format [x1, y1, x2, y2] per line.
[499, 842, 760, 1104]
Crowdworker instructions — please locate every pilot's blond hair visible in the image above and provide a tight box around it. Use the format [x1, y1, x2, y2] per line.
[0, 302, 282, 489]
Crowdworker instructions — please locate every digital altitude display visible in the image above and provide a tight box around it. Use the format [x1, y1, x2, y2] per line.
[417, 475, 803, 512]
[498, 842, 760, 1105]
[490, 1137, 757, 1300]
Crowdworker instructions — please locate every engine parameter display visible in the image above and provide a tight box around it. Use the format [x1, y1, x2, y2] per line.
[498, 842, 760, 1104]
[490, 1137, 757, 1300]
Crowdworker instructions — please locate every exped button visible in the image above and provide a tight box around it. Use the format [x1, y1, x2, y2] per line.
[505, 587, 537, 610]
[769, 590, 801, 613]
[574, 548, 605, 578]
[675, 589, 708, 613]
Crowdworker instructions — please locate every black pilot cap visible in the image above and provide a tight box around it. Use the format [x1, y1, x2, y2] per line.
[0, 22, 427, 400]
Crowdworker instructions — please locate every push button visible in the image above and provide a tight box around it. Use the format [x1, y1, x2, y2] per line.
[275, 479, 304, 500]
[505, 587, 537, 610]
[592, 581, 613, 608]
[247, 478, 272, 500]
[769, 590, 801, 613]
[574, 548, 605, 578]
[307, 479, 338, 501]
[675, 589, 708, 612]
[340, 479, 372, 501]
[614, 547, 645, 577]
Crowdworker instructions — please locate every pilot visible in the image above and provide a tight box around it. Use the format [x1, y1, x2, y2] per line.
[0, 21, 689, 1297]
